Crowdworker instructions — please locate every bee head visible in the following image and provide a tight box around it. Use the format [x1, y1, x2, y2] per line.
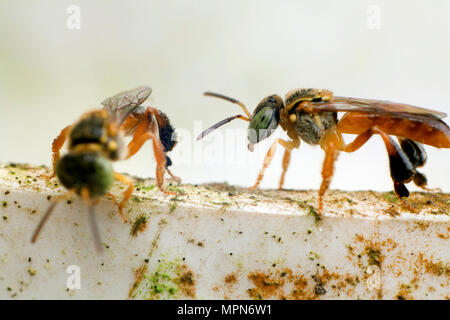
[247, 95, 283, 151]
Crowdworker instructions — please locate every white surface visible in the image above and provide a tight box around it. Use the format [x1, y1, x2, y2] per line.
[0, 165, 448, 299]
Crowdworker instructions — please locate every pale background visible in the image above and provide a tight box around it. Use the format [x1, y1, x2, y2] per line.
[0, 0, 449, 192]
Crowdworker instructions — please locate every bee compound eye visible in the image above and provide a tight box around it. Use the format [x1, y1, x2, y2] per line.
[248, 106, 280, 144]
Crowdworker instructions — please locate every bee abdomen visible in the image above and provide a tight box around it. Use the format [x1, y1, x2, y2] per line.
[56, 152, 114, 197]
[69, 116, 106, 148]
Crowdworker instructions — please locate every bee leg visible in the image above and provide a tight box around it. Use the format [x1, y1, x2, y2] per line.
[374, 130, 420, 212]
[397, 138, 426, 168]
[378, 132, 414, 192]
[105, 192, 118, 205]
[338, 127, 415, 192]
[249, 138, 297, 190]
[125, 107, 161, 160]
[125, 108, 175, 196]
[165, 156, 182, 183]
[88, 201, 103, 253]
[125, 109, 153, 160]
[113, 172, 134, 223]
[166, 168, 181, 183]
[339, 127, 417, 211]
[80, 188, 103, 252]
[147, 120, 176, 195]
[41, 125, 71, 179]
[249, 140, 278, 190]
[105, 191, 126, 221]
[31, 190, 75, 243]
[318, 132, 341, 215]
[126, 131, 152, 159]
[412, 171, 442, 192]
[398, 138, 441, 193]
[278, 149, 291, 190]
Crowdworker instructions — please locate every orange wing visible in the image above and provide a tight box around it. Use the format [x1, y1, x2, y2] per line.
[308, 96, 447, 121]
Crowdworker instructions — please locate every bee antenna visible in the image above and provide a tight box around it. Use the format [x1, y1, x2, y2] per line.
[31, 200, 59, 243]
[204, 92, 251, 117]
[88, 205, 103, 253]
[197, 115, 249, 140]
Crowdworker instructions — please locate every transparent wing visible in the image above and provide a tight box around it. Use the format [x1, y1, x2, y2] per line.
[101, 86, 152, 124]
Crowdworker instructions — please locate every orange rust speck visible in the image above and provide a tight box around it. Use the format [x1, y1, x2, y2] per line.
[176, 265, 196, 298]
[224, 273, 238, 287]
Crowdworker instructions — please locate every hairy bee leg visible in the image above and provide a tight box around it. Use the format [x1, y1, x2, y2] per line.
[412, 171, 442, 193]
[337, 127, 417, 212]
[105, 192, 118, 205]
[278, 149, 291, 190]
[166, 167, 182, 183]
[369, 129, 418, 212]
[338, 127, 415, 193]
[80, 188, 103, 252]
[152, 135, 177, 195]
[51, 125, 71, 172]
[249, 139, 279, 190]
[128, 133, 175, 195]
[41, 125, 71, 179]
[375, 130, 415, 197]
[31, 190, 74, 243]
[125, 108, 153, 159]
[105, 191, 126, 220]
[340, 127, 415, 196]
[113, 172, 134, 223]
[88, 204, 103, 253]
[249, 139, 297, 190]
[398, 138, 427, 168]
[164, 155, 181, 183]
[125, 108, 175, 196]
[340, 129, 375, 153]
[397, 138, 441, 193]
[318, 137, 339, 215]
[340, 129, 414, 192]
[126, 131, 152, 160]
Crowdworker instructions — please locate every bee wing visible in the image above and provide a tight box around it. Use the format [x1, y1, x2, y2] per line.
[309, 96, 447, 120]
[101, 86, 152, 124]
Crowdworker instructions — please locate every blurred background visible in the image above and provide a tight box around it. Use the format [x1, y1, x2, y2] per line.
[0, 0, 449, 192]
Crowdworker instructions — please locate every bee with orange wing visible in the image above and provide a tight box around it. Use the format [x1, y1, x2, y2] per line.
[198, 89, 449, 214]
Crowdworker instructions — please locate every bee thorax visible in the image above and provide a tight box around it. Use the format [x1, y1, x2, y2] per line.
[295, 112, 337, 145]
